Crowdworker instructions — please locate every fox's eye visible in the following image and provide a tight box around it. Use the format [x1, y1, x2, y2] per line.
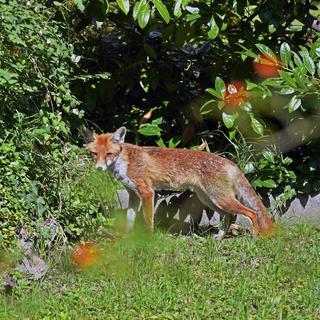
[91, 152, 97, 157]
[106, 153, 113, 156]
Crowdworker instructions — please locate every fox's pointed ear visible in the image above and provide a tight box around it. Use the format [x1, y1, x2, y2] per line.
[82, 127, 95, 144]
[112, 127, 126, 144]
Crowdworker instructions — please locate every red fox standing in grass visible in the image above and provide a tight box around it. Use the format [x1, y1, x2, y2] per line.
[83, 127, 273, 239]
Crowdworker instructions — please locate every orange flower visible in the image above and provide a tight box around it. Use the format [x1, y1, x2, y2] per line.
[71, 242, 101, 268]
[224, 81, 248, 108]
[253, 54, 281, 78]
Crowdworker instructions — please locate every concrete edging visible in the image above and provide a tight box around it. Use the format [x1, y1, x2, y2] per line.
[115, 189, 320, 234]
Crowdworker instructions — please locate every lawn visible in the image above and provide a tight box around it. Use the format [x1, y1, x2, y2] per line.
[0, 223, 319, 319]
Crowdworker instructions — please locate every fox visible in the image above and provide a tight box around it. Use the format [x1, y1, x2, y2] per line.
[83, 126, 273, 240]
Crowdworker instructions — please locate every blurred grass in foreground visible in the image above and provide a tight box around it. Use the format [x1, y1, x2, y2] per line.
[0, 222, 319, 319]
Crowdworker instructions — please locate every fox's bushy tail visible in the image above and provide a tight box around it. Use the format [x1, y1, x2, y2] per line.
[236, 171, 274, 235]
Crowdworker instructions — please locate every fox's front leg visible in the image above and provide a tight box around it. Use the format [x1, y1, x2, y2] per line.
[135, 179, 155, 232]
[141, 190, 155, 231]
[126, 189, 140, 232]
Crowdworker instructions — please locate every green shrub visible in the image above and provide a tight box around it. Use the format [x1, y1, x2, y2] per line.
[202, 41, 320, 196]
[0, 0, 80, 119]
[0, 0, 119, 246]
[0, 113, 117, 246]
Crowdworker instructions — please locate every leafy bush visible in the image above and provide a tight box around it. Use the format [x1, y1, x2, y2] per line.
[0, 112, 117, 246]
[52, 0, 320, 201]
[0, 0, 119, 246]
[202, 41, 320, 196]
[0, 0, 80, 119]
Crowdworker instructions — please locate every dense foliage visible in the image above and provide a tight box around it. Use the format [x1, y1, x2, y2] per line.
[61, 0, 319, 195]
[1, 0, 320, 245]
[0, 0, 116, 245]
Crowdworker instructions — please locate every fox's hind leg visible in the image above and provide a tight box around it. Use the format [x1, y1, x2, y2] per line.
[212, 197, 260, 237]
[195, 190, 233, 240]
[212, 213, 237, 240]
[196, 189, 259, 239]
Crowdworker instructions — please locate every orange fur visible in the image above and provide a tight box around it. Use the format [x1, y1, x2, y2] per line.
[84, 127, 274, 238]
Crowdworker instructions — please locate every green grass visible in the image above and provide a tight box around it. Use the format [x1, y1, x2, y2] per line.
[1, 223, 320, 319]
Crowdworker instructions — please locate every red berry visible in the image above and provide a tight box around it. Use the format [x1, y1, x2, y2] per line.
[253, 54, 280, 78]
[224, 81, 248, 108]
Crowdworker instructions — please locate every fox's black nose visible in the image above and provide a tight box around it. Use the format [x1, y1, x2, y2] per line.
[96, 167, 103, 171]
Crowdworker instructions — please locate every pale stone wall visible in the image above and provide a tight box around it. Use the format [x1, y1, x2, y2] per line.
[116, 190, 320, 235]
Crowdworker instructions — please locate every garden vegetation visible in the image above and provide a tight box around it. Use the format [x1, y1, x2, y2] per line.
[0, 0, 320, 318]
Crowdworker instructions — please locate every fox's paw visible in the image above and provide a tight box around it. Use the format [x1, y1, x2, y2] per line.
[212, 231, 226, 241]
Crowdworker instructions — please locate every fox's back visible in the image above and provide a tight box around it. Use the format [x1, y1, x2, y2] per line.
[123, 143, 237, 191]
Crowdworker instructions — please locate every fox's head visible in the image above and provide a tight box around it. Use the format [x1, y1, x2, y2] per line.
[83, 127, 126, 171]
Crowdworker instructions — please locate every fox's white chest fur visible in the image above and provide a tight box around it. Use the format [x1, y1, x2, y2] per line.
[109, 156, 137, 193]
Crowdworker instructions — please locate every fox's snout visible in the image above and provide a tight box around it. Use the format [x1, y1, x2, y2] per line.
[95, 158, 115, 171]
[95, 162, 107, 171]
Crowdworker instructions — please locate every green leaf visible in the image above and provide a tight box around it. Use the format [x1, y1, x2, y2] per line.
[241, 101, 252, 112]
[237, 44, 258, 60]
[8, 34, 26, 47]
[74, 0, 85, 12]
[250, 114, 264, 136]
[229, 130, 236, 141]
[292, 52, 302, 67]
[222, 112, 235, 129]
[280, 42, 291, 67]
[168, 137, 181, 148]
[315, 47, 320, 58]
[245, 81, 258, 90]
[116, 0, 130, 15]
[200, 99, 215, 115]
[138, 2, 151, 28]
[279, 87, 295, 95]
[182, 0, 190, 7]
[215, 77, 226, 99]
[205, 88, 220, 99]
[286, 95, 301, 113]
[255, 43, 276, 59]
[185, 6, 199, 13]
[262, 150, 275, 163]
[303, 55, 315, 76]
[152, 117, 163, 125]
[208, 16, 219, 40]
[279, 71, 296, 88]
[293, 66, 307, 89]
[156, 138, 166, 147]
[0, 68, 18, 83]
[133, 0, 146, 20]
[262, 179, 277, 188]
[138, 124, 162, 136]
[153, 0, 170, 23]
[174, 0, 182, 16]
[282, 157, 293, 165]
[253, 179, 277, 188]
[186, 13, 201, 22]
[261, 78, 283, 88]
